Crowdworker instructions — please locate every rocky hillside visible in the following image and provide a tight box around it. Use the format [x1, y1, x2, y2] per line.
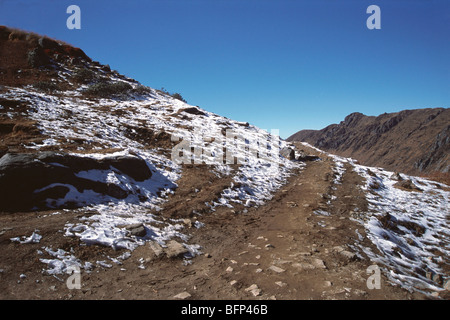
[0, 25, 296, 252]
[287, 109, 450, 176]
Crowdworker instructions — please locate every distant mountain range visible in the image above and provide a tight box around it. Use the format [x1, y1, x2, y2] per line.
[287, 108, 449, 175]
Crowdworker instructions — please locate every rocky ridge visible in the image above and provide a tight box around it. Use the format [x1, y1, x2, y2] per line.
[287, 109, 450, 176]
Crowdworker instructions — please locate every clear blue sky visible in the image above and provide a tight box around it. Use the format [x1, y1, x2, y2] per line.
[1, 0, 449, 138]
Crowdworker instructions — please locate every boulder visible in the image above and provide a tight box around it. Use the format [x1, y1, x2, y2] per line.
[296, 152, 320, 162]
[390, 172, 404, 181]
[0, 152, 152, 211]
[178, 107, 206, 116]
[393, 179, 422, 192]
[280, 147, 295, 160]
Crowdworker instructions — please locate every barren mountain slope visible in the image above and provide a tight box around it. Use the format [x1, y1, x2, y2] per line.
[287, 109, 450, 176]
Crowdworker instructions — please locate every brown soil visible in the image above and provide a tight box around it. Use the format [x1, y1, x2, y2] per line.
[0, 98, 47, 157]
[0, 145, 428, 300]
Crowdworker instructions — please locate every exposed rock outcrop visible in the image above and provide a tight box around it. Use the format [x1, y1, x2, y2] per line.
[0, 152, 152, 211]
[280, 147, 295, 160]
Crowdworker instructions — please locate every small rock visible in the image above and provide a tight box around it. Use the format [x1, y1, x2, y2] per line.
[275, 259, 291, 265]
[312, 258, 327, 269]
[431, 292, 440, 298]
[250, 289, 261, 297]
[292, 262, 315, 271]
[268, 265, 285, 273]
[124, 223, 146, 237]
[353, 289, 368, 297]
[432, 274, 443, 285]
[226, 266, 234, 273]
[340, 250, 358, 261]
[204, 253, 212, 258]
[324, 281, 333, 287]
[245, 284, 258, 291]
[148, 241, 164, 257]
[173, 291, 191, 300]
[444, 280, 450, 291]
[245, 284, 261, 296]
[286, 202, 298, 207]
[275, 281, 287, 287]
[255, 255, 261, 259]
[265, 244, 275, 249]
[230, 280, 237, 286]
[165, 240, 189, 259]
[391, 172, 404, 181]
[182, 219, 192, 228]
[255, 268, 263, 273]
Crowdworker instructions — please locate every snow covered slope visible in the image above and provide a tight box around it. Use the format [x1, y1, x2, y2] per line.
[0, 51, 298, 273]
[353, 163, 449, 295]
[312, 145, 449, 297]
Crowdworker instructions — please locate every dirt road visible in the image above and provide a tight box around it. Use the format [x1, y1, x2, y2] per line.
[0, 145, 424, 300]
